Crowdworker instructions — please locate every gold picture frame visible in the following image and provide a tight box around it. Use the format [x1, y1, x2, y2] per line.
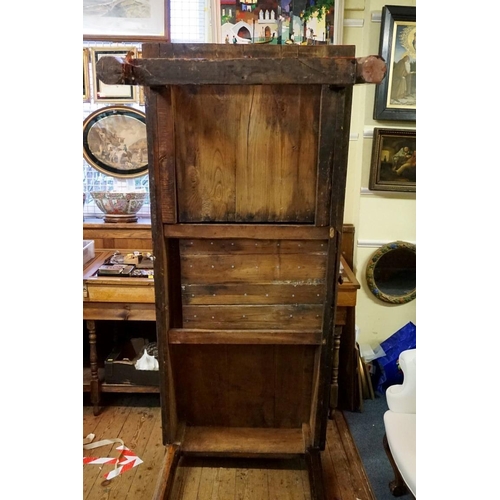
[91, 47, 138, 103]
[83, 48, 90, 102]
[369, 128, 416, 192]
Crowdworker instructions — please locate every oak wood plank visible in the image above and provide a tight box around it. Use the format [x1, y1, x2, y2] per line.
[195, 466, 218, 500]
[180, 239, 328, 255]
[127, 410, 167, 499]
[104, 406, 159, 500]
[182, 304, 323, 330]
[182, 283, 325, 306]
[164, 225, 330, 240]
[168, 329, 322, 345]
[332, 412, 376, 500]
[182, 427, 305, 456]
[175, 464, 202, 500]
[210, 467, 237, 500]
[152, 445, 181, 500]
[181, 253, 326, 283]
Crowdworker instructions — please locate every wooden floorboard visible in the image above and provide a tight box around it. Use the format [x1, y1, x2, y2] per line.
[83, 397, 375, 500]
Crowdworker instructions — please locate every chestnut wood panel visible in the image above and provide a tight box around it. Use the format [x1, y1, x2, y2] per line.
[170, 344, 315, 428]
[173, 85, 319, 223]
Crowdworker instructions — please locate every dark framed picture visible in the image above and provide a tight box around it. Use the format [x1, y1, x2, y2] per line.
[83, 48, 90, 102]
[369, 128, 416, 192]
[373, 5, 416, 121]
[91, 47, 137, 103]
[83, 106, 148, 179]
[83, 0, 169, 42]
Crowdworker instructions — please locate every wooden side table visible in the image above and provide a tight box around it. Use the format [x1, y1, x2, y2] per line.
[83, 249, 157, 415]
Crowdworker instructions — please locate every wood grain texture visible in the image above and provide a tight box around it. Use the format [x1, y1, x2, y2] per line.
[173, 84, 318, 223]
[83, 400, 376, 500]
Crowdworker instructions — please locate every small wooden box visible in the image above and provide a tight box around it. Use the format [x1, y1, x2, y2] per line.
[105, 338, 159, 386]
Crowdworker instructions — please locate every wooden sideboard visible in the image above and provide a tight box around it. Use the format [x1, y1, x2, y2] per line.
[83, 244, 359, 416]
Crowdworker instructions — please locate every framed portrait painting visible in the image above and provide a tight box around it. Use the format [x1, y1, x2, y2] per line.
[369, 128, 416, 193]
[373, 5, 416, 121]
[83, 0, 169, 42]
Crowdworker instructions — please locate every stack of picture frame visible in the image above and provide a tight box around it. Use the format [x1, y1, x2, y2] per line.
[370, 5, 416, 193]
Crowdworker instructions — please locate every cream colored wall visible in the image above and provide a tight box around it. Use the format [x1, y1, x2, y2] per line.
[342, 0, 416, 347]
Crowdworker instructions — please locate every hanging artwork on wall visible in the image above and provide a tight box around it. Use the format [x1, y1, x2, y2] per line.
[91, 47, 138, 103]
[83, 106, 149, 179]
[369, 128, 416, 193]
[373, 5, 416, 121]
[216, 0, 343, 45]
[83, 0, 169, 41]
[83, 48, 90, 102]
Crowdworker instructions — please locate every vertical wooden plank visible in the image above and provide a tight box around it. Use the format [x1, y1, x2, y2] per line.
[315, 85, 338, 227]
[105, 407, 159, 500]
[237, 468, 269, 500]
[171, 345, 230, 426]
[152, 445, 181, 500]
[128, 412, 169, 499]
[175, 466, 202, 500]
[174, 86, 237, 222]
[329, 87, 354, 230]
[273, 345, 314, 427]
[314, 85, 355, 449]
[210, 467, 237, 500]
[226, 345, 276, 427]
[196, 466, 218, 500]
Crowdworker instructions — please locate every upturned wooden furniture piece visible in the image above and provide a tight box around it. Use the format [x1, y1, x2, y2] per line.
[96, 43, 385, 499]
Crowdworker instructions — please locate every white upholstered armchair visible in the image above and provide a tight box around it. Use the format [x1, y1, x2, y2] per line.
[383, 348, 416, 497]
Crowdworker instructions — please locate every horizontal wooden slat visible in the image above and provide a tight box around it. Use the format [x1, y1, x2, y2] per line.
[182, 283, 325, 305]
[179, 239, 328, 255]
[168, 328, 322, 345]
[181, 253, 326, 284]
[183, 304, 322, 330]
[181, 426, 307, 456]
[164, 225, 331, 240]
[97, 56, 358, 86]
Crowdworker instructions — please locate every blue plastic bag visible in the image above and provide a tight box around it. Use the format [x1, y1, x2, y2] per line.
[375, 321, 416, 394]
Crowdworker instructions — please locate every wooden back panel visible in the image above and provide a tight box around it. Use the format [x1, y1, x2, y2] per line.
[173, 85, 320, 223]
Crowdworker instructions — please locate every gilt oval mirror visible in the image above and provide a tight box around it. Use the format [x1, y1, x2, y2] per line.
[366, 241, 416, 304]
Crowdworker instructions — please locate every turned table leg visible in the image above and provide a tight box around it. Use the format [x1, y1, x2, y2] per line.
[329, 326, 343, 418]
[86, 320, 101, 416]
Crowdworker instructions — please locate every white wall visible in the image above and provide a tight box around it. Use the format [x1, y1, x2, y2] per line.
[342, 0, 417, 347]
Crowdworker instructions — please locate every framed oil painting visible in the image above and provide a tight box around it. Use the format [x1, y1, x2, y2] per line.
[373, 5, 416, 121]
[91, 47, 137, 103]
[83, 48, 90, 102]
[216, 0, 343, 45]
[83, 106, 149, 178]
[83, 0, 169, 41]
[369, 128, 416, 192]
